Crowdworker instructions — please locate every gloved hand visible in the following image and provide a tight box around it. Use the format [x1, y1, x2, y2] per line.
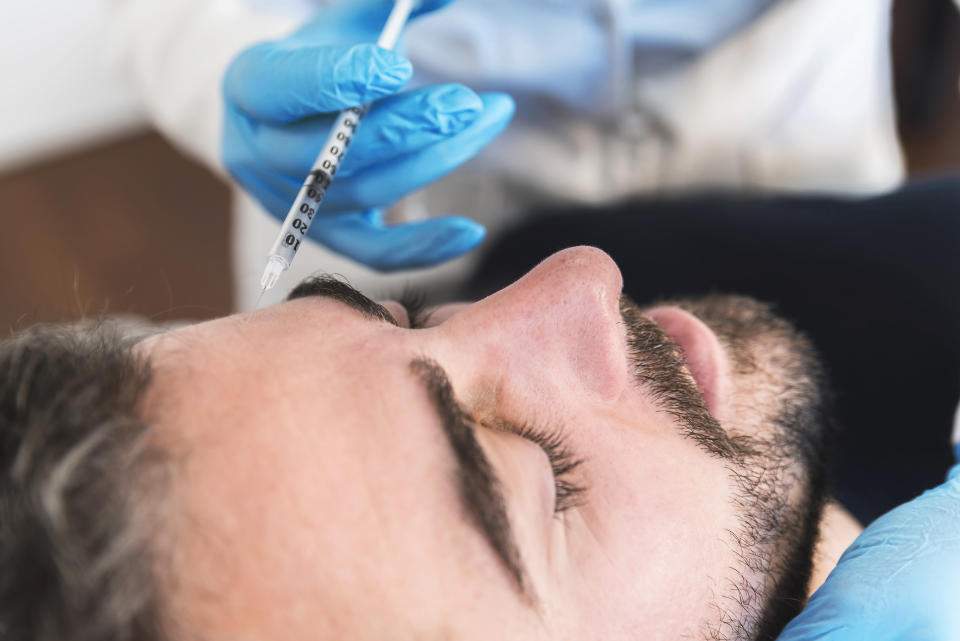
[222, 0, 515, 271]
[777, 444, 960, 640]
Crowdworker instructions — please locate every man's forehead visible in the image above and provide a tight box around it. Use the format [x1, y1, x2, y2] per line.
[142, 308, 437, 442]
[150, 369, 517, 640]
[143, 296, 387, 363]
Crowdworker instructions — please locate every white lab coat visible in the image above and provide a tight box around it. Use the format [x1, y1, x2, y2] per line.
[111, 0, 906, 308]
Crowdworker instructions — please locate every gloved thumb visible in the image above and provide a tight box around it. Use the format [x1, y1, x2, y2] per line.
[225, 43, 412, 123]
[309, 209, 486, 271]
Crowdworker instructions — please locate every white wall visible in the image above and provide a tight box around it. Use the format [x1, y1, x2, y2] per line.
[0, 0, 147, 172]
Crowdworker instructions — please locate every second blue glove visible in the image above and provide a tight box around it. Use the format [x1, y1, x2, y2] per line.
[777, 445, 960, 641]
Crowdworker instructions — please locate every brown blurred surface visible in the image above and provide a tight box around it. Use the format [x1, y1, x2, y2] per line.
[892, 0, 960, 174]
[0, 132, 232, 333]
[3, 0, 960, 332]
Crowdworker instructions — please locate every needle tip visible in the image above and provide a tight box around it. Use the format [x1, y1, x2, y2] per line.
[245, 287, 268, 324]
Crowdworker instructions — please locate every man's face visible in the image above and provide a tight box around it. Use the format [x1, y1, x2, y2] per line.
[143, 247, 827, 641]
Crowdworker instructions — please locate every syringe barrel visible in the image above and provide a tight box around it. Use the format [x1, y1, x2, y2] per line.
[266, 168, 330, 262]
[257, 0, 413, 295]
[266, 105, 367, 264]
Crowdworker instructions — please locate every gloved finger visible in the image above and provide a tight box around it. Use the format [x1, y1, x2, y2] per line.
[244, 84, 483, 179]
[225, 43, 412, 123]
[343, 83, 483, 175]
[320, 92, 516, 213]
[309, 208, 486, 271]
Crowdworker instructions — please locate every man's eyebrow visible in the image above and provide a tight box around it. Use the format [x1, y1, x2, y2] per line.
[409, 358, 535, 604]
[286, 276, 398, 325]
[287, 279, 534, 600]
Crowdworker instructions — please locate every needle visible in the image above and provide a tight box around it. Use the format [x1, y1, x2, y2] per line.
[245, 286, 267, 324]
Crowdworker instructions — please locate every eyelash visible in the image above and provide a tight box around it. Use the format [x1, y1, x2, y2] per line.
[395, 288, 586, 515]
[512, 423, 586, 515]
[395, 287, 432, 329]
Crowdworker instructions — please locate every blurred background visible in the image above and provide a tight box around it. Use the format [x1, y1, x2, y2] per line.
[2, 0, 960, 331]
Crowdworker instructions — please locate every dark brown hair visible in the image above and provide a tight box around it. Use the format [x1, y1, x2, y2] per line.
[0, 322, 168, 641]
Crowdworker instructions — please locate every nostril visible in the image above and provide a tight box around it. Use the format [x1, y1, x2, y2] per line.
[535, 251, 629, 400]
[447, 247, 629, 400]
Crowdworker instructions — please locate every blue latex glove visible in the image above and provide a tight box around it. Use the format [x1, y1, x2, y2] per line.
[777, 444, 960, 640]
[223, 0, 515, 271]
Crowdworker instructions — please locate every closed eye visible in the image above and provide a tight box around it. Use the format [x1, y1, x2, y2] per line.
[391, 288, 586, 513]
[396, 287, 433, 329]
[513, 423, 586, 516]
[479, 418, 587, 517]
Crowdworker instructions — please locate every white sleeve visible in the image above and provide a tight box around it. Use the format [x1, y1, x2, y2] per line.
[107, 0, 305, 174]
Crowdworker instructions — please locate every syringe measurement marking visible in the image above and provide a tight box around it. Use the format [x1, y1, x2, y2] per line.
[283, 171, 327, 253]
[257, 0, 414, 296]
[272, 105, 367, 258]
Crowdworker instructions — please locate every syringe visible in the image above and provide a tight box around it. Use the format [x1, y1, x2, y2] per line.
[257, 0, 417, 296]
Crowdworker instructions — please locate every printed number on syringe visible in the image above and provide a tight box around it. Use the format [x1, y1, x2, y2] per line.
[282, 106, 367, 252]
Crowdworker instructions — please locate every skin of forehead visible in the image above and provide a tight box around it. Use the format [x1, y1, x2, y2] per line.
[141, 303, 558, 639]
[140, 298, 747, 640]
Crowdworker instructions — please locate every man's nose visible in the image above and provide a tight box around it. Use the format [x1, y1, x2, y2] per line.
[438, 247, 629, 401]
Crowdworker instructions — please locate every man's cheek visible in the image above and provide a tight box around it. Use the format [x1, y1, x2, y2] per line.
[576, 431, 735, 564]
[559, 465, 732, 641]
